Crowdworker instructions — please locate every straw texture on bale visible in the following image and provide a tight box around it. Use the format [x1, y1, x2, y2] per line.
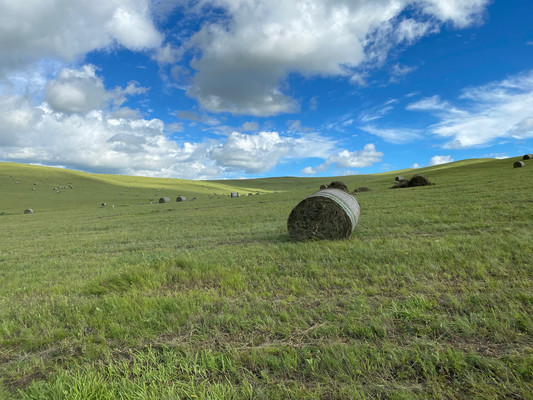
[159, 197, 170, 203]
[523, 154, 532, 160]
[176, 196, 187, 202]
[408, 174, 432, 187]
[514, 161, 525, 168]
[287, 188, 360, 242]
[24, 209, 34, 214]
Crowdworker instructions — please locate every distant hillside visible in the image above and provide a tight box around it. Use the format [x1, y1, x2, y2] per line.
[0, 156, 528, 214]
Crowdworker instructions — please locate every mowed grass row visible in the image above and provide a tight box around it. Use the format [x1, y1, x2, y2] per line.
[0, 158, 532, 399]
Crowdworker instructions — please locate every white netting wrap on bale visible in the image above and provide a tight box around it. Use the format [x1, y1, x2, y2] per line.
[287, 188, 361, 241]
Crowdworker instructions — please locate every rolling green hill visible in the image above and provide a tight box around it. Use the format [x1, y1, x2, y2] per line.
[0, 157, 510, 214]
[0, 162, 276, 214]
[1, 157, 532, 399]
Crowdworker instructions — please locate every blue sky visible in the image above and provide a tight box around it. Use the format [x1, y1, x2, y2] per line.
[0, 0, 532, 179]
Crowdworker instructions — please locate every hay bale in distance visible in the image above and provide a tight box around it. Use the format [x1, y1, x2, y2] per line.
[159, 197, 170, 203]
[176, 196, 187, 202]
[352, 187, 371, 193]
[514, 161, 525, 168]
[24, 209, 34, 214]
[319, 184, 328, 190]
[523, 154, 532, 160]
[231, 192, 238, 198]
[327, 181, 349, 193]
[101, 202, 107, 207]
[408, 174, 433, 187]
[287, 188, 361, 242]
[395, 176, 405, 181]
[391, 174, 434, 189]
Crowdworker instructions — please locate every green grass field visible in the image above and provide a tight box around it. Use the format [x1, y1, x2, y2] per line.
[1, 158, 532, 399]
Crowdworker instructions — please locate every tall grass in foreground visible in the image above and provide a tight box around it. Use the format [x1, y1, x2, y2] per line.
[0, 158, 532, 399]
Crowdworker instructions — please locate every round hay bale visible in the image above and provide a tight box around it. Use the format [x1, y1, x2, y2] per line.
[395, 176, 405, 181]
[176, 196, 187, 202]
[514, 161, 525, 168]
[408, 174, 432, 187]
[159, 197, 170, 203]
[24, 208, 34, 214]
[101, 202, 107, 207]
[523, 154, 532, 160]
[327, 181, 349, 193]
[287, 188, 360, 242]
[231, 192, 239, 198]
[352, 187, 371, 193]
[319, 184, 328, 190]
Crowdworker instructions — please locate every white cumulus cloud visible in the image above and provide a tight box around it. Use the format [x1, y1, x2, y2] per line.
[0, 0, 163, 75]
[43, 64, 149, 115]
[211, 131, 293, 173]
[302, 143, 383, 174]
[45, 65, 107, 114]
[428, 155, 453, 166]
[0, 89, 342, 178]
[178, 0, 489, 116]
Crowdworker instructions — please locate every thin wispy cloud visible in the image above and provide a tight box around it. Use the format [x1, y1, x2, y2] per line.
[358, 99, 398, 123]
[408, 70, 533, 148]
[358, 125, 422, 144]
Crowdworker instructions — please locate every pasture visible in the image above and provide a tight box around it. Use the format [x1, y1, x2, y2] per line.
[0, 158, 532, 399]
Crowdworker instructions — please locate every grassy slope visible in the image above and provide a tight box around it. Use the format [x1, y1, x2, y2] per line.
[0, 162, 274, 214]
[0, 158, 532, 399]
